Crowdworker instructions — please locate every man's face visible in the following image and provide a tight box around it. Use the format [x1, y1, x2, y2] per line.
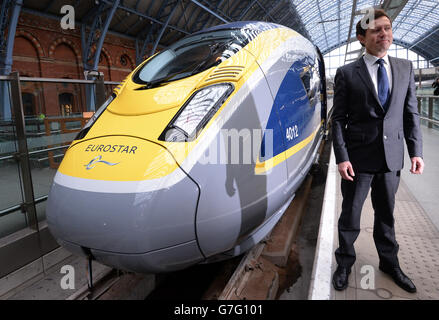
[357, 16, 393, 57]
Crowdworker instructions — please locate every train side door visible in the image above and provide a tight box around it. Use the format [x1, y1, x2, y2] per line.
[299, 54, 323, 149]
[298, 54, 323, 169]
[271, 55, 311, 181]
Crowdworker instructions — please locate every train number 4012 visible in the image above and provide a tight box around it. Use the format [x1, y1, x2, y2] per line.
[286, 125, 299, 141]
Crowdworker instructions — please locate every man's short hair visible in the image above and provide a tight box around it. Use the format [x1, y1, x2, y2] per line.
[356, 9, 391, 38]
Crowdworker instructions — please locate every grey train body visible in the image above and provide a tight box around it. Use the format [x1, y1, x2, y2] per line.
[46, 22, 326, 273]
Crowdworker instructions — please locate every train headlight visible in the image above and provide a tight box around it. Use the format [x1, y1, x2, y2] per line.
[160, 83, 233, 142]
[75, 94, 115, 140]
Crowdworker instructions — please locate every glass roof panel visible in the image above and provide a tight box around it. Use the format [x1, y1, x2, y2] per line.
[392, 0, 439, 46]
[290, 0, 439, 63]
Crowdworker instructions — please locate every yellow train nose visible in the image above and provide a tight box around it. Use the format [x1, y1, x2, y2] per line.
[47, 136, 204, 272]
[59, 136, 181, 181]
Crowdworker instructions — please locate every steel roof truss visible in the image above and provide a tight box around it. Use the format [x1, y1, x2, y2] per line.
[0, 0, 22, 75]
[81, 0, 120, 72]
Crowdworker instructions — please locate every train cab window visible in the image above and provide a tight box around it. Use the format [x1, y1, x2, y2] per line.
[311, 57, 321, 96]
[300, 67, 311, 94]
[300, 61, 320, 103]
[133, 29, 251, 88]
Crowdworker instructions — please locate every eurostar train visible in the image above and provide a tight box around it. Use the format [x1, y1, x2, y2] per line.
[46, 21, 327, 273]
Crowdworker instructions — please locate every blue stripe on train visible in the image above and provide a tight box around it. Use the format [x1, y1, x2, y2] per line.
[260, 59, 320, 161]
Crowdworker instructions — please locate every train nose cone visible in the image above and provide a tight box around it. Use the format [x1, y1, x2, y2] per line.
[46, 136, 203, 272]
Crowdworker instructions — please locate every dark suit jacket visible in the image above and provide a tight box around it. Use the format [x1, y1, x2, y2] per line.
[331, 56, 423, 172]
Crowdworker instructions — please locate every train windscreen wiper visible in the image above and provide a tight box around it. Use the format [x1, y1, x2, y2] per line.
[135, 73, 181, 90]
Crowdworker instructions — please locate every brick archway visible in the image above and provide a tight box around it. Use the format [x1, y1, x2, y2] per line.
[100, 46, 112, 67]
[94, 46, 112, 81]
[48, 37, 81, 63]
[15, 30, 44, 58]
[119, 51, 135, 70]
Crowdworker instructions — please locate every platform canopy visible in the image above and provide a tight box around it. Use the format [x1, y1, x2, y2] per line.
[8, 0, 439, 67]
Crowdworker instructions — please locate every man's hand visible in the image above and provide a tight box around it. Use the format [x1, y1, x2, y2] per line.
[410, 157, 424, 174]
[338, 161, 355, 181]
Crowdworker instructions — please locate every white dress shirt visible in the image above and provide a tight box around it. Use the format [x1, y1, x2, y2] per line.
[363, 52, 392, 96]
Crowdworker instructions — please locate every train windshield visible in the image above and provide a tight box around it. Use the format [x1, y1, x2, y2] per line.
[133, 29, 252, 87]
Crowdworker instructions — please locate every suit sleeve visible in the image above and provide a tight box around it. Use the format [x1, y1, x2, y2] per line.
[331, 67, 350, 164]
[403, 62, 423, 158]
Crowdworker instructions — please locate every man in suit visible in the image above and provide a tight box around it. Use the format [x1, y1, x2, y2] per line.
[331, 9, 424, 293]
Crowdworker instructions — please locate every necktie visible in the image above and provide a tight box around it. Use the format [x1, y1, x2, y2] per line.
[376, 58, 390, 111]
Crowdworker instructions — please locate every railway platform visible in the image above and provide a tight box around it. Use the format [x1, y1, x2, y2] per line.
[309, 124, 439, 300]
[1, 123, 437, 301]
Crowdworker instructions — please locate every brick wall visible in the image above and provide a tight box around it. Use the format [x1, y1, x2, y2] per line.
[11, 12, 140, 116]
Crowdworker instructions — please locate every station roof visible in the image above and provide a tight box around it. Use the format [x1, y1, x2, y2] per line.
[21, 0, 439, 66]
[293, 0, 439, 65]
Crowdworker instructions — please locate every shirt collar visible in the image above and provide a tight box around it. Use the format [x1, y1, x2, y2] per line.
[363, 52, 390, 66]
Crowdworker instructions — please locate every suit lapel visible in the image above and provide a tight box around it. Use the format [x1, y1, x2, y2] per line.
[356, 58, 383, 110]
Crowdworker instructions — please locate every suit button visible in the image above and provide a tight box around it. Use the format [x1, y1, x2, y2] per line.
[384, 135, 388, 140]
